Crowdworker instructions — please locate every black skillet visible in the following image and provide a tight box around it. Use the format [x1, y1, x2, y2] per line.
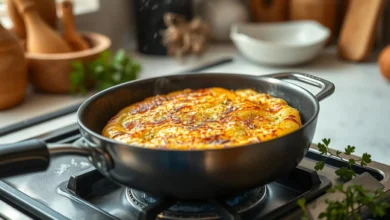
[0, 72, 334, 199]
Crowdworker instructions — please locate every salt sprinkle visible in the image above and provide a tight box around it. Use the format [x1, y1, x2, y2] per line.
[55, 164, 71, 175]
[71, 159, 78, 166]
[80, 162, 90, 168]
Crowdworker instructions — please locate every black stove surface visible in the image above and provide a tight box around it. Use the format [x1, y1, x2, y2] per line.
[0, 124, 387, 220]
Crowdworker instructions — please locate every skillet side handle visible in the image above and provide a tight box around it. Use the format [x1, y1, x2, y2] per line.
[0, 139, 90, 178]
[263, 72, 335, 101]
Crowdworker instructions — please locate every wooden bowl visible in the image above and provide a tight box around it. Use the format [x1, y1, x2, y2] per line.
[26, 32, 111, 93]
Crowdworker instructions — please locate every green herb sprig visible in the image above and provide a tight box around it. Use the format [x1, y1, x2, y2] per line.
[297, 198, 309, 220]
[298, 138, 390, 220]
[69, 61, 87, 94]
[298, 184, 390, 220]
[70, 49, 141, 94]
[314, 138, 372, 181]
[320, 184, 389, 220]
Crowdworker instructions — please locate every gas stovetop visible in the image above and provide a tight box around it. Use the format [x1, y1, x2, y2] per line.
[1, 124, 390, 220]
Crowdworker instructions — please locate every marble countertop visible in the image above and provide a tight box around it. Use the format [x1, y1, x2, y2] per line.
[201, 47, 390, 166]
[1, 44, 389, 165]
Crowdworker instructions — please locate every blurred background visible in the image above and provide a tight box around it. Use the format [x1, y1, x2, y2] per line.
[1, 0, 389, 52]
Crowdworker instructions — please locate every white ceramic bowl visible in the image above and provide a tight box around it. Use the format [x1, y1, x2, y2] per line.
[230, 21, 330, 66]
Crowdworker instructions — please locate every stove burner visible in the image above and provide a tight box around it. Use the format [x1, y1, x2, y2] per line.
[126, 186, 267, 219]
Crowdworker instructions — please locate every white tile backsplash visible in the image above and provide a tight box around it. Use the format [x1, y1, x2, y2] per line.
[75, 0, 136, 50]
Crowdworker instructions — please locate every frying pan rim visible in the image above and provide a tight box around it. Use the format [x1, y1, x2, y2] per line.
[77, 72, 320, 152]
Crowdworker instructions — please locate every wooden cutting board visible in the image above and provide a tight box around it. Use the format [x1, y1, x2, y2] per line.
[250, 0, 288, 22]
[289, 0, 337, 44]
[338, 0, 386, 61]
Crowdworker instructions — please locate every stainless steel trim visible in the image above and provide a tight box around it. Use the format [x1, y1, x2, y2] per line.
[263, 72, 335, 101]
[47, 143, 90, 156]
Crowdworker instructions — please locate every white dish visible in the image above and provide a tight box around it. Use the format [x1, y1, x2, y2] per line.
[230, 21, 330, 66]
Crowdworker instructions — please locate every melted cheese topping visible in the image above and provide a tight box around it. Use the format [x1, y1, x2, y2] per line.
[102, 88, 302, 150]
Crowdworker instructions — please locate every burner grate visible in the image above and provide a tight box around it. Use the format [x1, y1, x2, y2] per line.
[60, 165, 334, 220]
[126, 186, 267, 220]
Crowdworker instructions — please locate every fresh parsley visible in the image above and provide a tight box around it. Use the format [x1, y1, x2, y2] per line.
[69, 61, 87, 94]
[299, 184, 390, 220]
[297, 198, 309, 220]
[315, 138, 372, 181]
[299, 138, 390, 220]
[69, 49, 141, 94]
[320, 184, 390, 220]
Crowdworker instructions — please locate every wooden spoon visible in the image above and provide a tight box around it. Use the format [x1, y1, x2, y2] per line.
[6, 0, 57, 39]
[13, 0, 71, 53]
[60, 0, 89, 51]
[338, 0, 386, 61]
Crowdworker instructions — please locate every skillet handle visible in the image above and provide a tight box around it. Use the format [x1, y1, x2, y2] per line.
[0, 139, 89, 178]
[0, 139, 49, 178]
[263, 72, 335, 101]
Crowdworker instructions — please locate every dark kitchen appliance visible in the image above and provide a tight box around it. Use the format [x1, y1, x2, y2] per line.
[133, 0, 193, 55]
[1, 124, 390, 220]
